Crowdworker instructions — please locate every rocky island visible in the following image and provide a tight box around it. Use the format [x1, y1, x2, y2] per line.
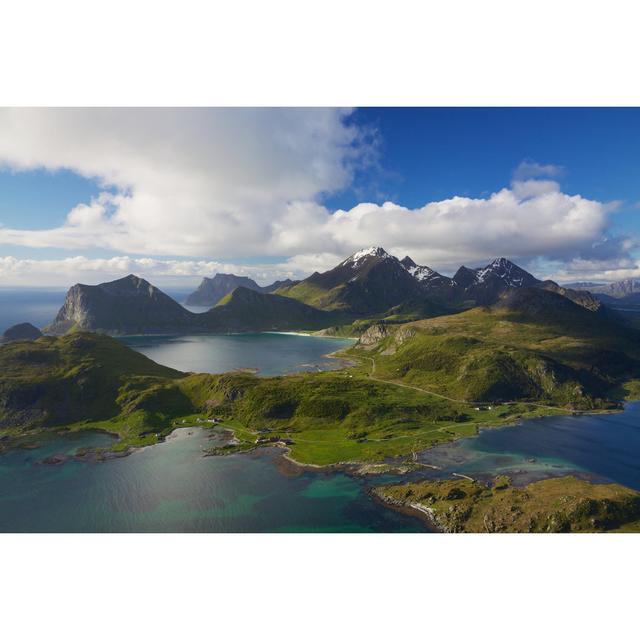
[1, 322, 43, 343]
[374, 476, 640, 532]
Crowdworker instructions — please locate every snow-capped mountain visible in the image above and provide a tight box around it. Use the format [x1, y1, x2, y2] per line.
[341, 246, 394, 269]
[285, 246, 424, 315]
[400, 256, 449, 283]
[474, 257, 539, 288]
[452, 258, 540, 304]
[281, 248, 600, 316]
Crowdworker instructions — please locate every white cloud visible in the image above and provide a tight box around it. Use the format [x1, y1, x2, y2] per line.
[546, 256, 640, 283]
[0, 108, 364, 257]
[0, 254, 337, 288]
[313, 180, 614, 270]
[513, 160, 564, 181]
[0, 109, 633, 285]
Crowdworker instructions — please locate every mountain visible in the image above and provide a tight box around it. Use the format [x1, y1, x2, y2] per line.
[400, 256, 454, 294]
[1, 322, 43, 344]
[46, 275, 194, 335]
[0, 332, 185, 432]
[495, 287, 602, 325]
[47, 276, 340, 336]
[536, 280, 602, 312]
[185, 274, 262, 307]
[564, 279, 640, 311]
[568, 278, 640, 298]
[452, 257, 540, 304]
[261, 278, 298, 293]
[355, 285, 640, 406]
[185, 274, 300, 306]
[279, 247, 425, 315]
[196, 286, 340, 332]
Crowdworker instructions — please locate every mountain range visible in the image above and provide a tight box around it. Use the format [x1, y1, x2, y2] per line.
[277, 247, 600, 315]
[46, 274, 335, 335]
[43, 247, 605, 336]
[569, 278, 640, 297]
[568, 278, 640, 309]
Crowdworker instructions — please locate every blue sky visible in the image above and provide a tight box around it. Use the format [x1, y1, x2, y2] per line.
[328, 108, 640, 236]
[0, 107, 638, 286]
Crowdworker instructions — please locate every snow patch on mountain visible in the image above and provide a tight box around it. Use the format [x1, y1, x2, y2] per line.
[343, 246, 392, 269]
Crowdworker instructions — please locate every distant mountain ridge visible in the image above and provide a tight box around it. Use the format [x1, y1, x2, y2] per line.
[185, 274, 299, 307]
[563, 278, 640, 310]
[185, 274, 262, 306]
[568, 278, 640, 298]
[45, 248, 605, 336]
[47, 275, 336, 336]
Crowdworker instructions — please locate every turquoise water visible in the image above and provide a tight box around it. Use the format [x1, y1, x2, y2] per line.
[0, 428, 422, 533]
[1, 404, 639, 532]
[120, 332, 355, 375]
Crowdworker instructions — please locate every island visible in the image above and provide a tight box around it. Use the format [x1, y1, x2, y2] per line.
[3, 247, 640, 531]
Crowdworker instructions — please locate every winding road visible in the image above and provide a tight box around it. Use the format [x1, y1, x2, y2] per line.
[351, 353, 575, 414]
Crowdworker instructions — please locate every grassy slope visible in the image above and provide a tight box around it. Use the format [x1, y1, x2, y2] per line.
[0, 334, 191, 448]
[375, 476, 640, 532]
[0, 333, 556, 463]
[3, 296, 639, 465]
[276, 280, 348, 311]
[349, 303, 640, 408]
[201, 369, 555, 465]
[208, 287, 349, 331]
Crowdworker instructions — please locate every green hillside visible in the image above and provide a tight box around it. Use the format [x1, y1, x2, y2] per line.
[348, 289, 640, 408]
[200, 286, 347, 331]
[0, 333, 189, 445]
[375, 476, 640, 532]
[0, 332, 556, 463]
[3, 288, 640, 465]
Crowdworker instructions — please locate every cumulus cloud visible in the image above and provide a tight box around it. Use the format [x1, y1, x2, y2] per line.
[0, 109, 634, 285]
[0, 108, 365, 257]
[316, 180, 616, 270]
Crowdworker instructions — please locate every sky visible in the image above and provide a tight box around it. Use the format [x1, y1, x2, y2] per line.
[0, 107, 639, 288]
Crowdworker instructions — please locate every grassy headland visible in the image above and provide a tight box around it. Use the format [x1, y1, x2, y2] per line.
[342, 292, 640, 410]
[374, 476, 640, 532]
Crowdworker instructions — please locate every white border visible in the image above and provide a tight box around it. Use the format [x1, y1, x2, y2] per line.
[2, 534, 639, 639]
[1, 0, 639, 106]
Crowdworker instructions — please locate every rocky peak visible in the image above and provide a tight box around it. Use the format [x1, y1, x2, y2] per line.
[400, 256, 417, 269]
[475, 258, 538, 288]
[452, 266, 478, 288]
[342, 246, 392, 269]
